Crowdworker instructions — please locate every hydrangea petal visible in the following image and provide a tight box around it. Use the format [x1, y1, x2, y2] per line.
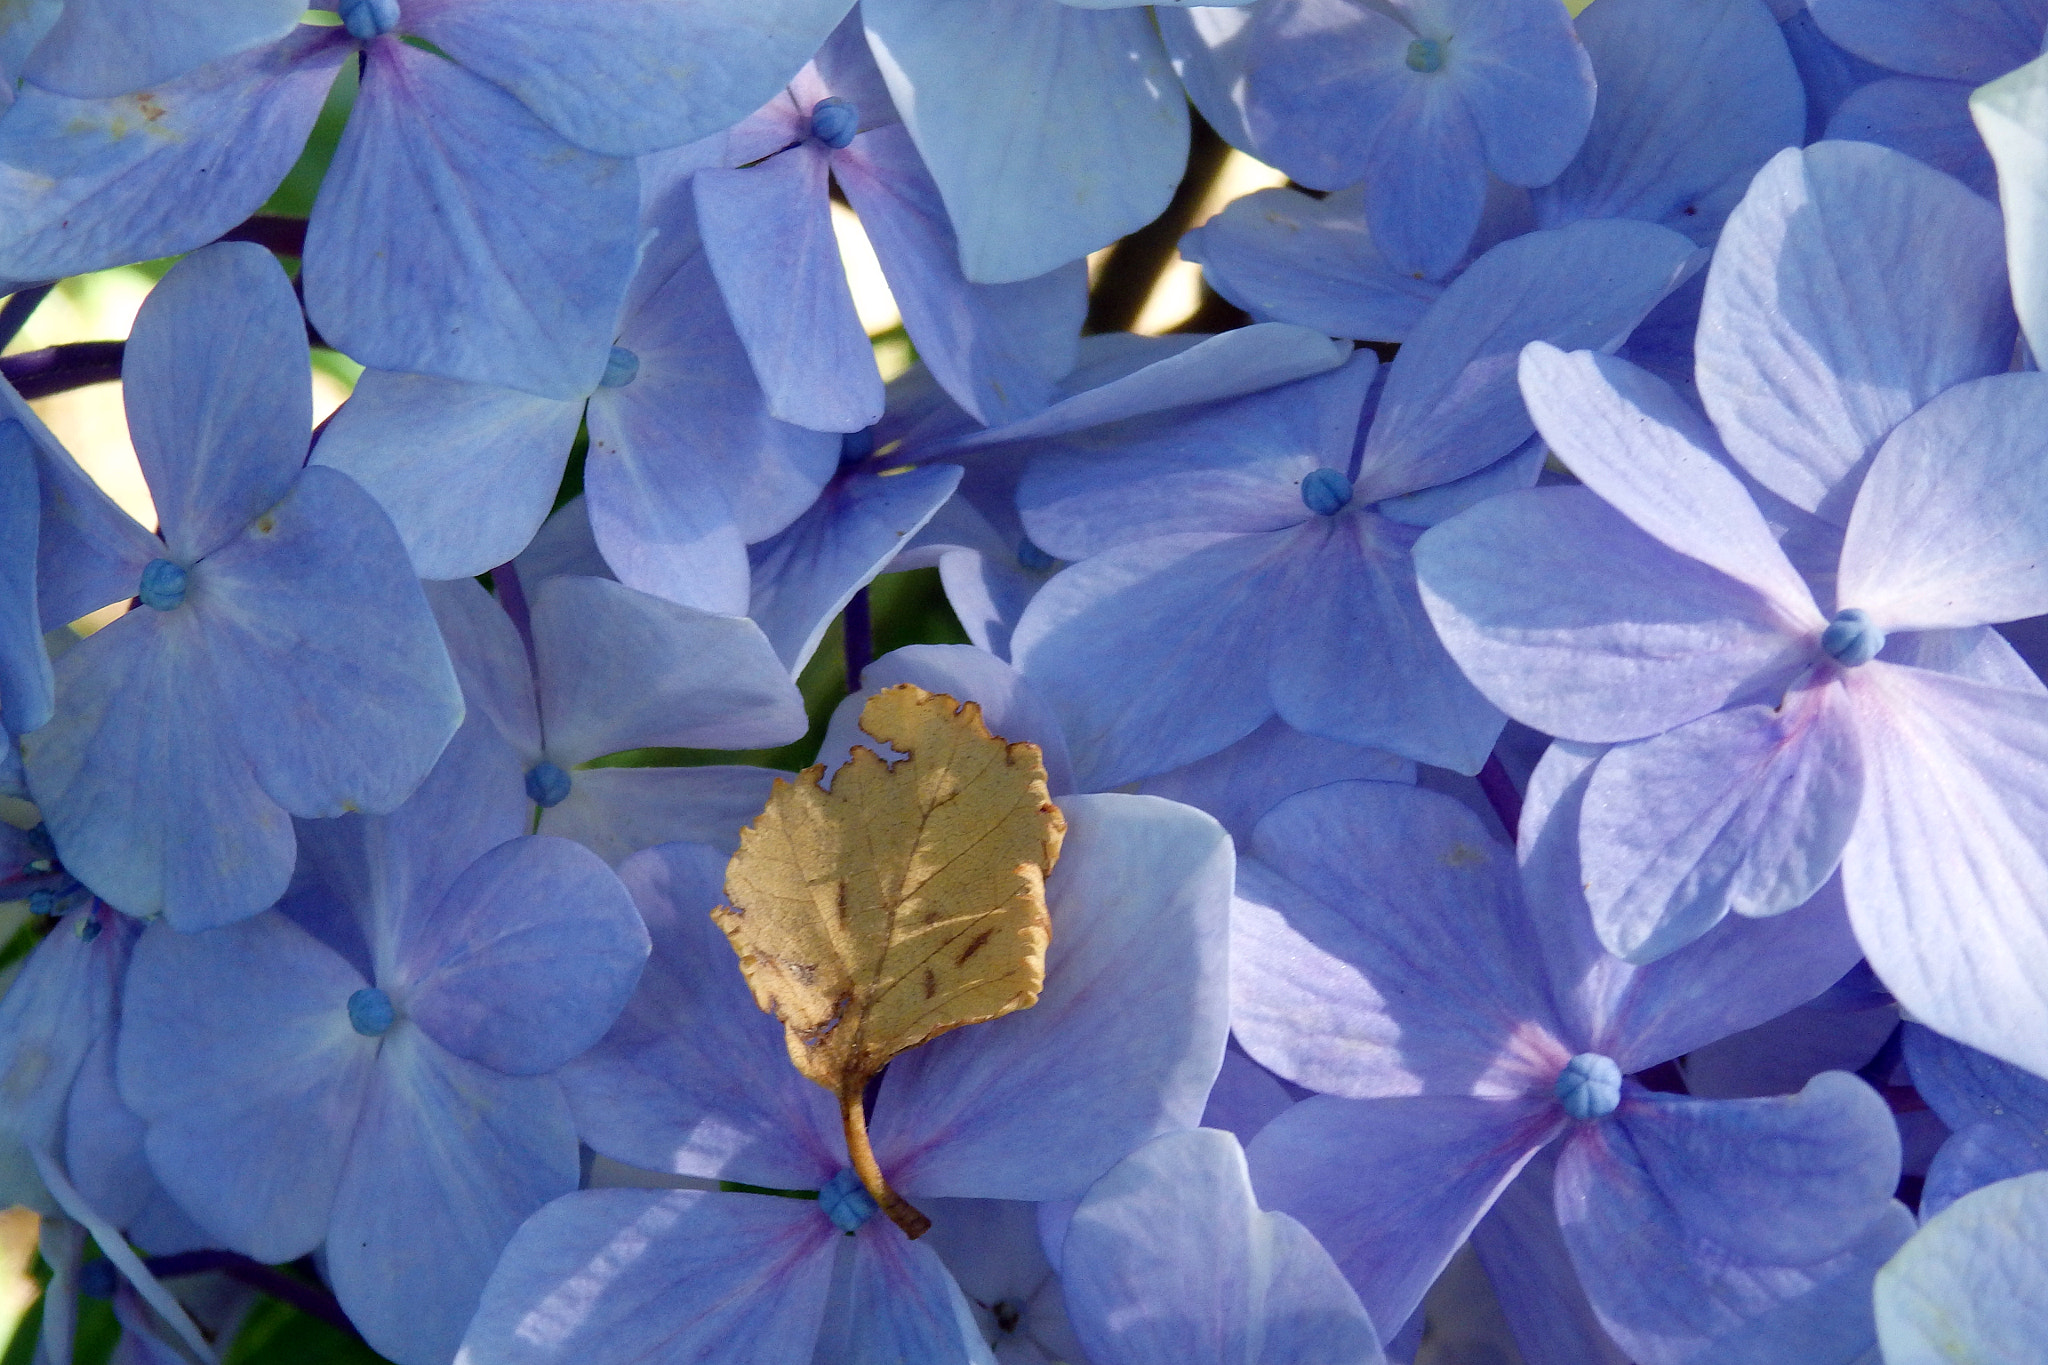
[1808, 0, 2047, 81]
[0, 419, 52, 733]
[1923, 1123, 2048, 1220]
[1232, 781, 1566, 1100]
[1414, 486, 1811, 743]
[1696, 142, 2014, 523]
[1063, 1129, 1384, 1365]
[403, 0, 855, 158]
[396, 835, 647, 1078]
[862, 0, 1186, 283]
[1135, 716, 1413, 849]
[198, 465, 463, 819]
[0, 32, 344, 285]
[303, 39, 636, 400]
[538, 766, 785, 867]
[561, 842, 846, 1188]
[697, 148, 883, 434]
[1839, 663, 2048, 1077]
[872, 793, 1231, 1201]
[1901, 1022, 2048, 1135]
[840, 1229, 996, 1365]
[327, 1027, 577, 1365]
[22, 0, 301, 97]
[1829, 76, 1994, 199]
[1470, 1150, 1633, 1365]
[1248, 1093, 1562, 1342]
[1975, 54, 2048, 362]
[1839, 373, 2048, 632]
[313, 370, 587, 580]
[1517, 343, 1818, 617]
[118, 913, 374, 1262]
[1875, 1171, 2048, 1364]
[458, 1187, 838, 1365]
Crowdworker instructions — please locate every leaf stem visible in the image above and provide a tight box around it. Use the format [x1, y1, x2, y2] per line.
[839, 1081, 930, 1238]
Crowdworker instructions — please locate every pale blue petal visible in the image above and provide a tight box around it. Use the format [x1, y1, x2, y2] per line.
[0, 420, 52, 733]
[122, 243, 309, 563]
[1829, 76, 1995, 199]
[1135, 716, 1413, 849]
[0, 32, 343, 284]
[862, 0, 1186, 283]
[1975, 55, 2048, 363]
[313, 370, 586, 580]
[1923, 1123, 2048, 1220]
[539, 766, 784, 867]
[1809, 0, 2047, 81]
[1875, 1171, 2048, 1364]
[303, 39, 636, 399]
[424, 578, 542, 759]
[841, 1231, 996, 1365]
[22, 0, 302, 97]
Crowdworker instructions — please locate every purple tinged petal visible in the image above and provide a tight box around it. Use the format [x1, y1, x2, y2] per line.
[562, 842, 846, 1189]
[1922, 1123, 2048, 1219]
[1360, 221, 1701, 501]
[862, 0, 1187, 283]
[22, 0, 303, 97]
[1469, 1150, 1633, 1365]
[1414, 486, 1811, 743]
[1839, 374, 2048, 632]
[746, 462, 963, 675]
[1555, 1076, 1906, 1365]
[1232, 782, 1567, 1100]
[303, 39, 636, 400]
[1901, 1022, 2048, 1136]
[327, 1028, 577, 1365]
[120, 243, 309, 564]
[1678, 995, 1901, 1102]
[117, 914, 374, 1262]
[1808, 0, 2047, 81]
[424, 578, 543, 761]
[873, 793, 1231, 1201]
[1536, 0, 1802, 243]
[1875, 1170, 2048, 1363]
[697, 148, 884, 433]
[0, 32, 345, 285]
[1358, 87, 1487, 282]
[1437, 0, 1596, 186]
[538, 766, 786, 867]
[22, 613, 296, 926]
[1579, 676, 1863, 962]
[532, 575, 805, 761]
[1696, 142, 2015, 523]
[395, 835, 647, 1078]
[0, 907, 124, 1158]
[197, 465, 463, 819]
[1063, 1128, 1384, 1365]
[313, 370, 587, 580]
[1518, 343, 1820, 618]
[459, 1187, 838, 1365]
[1179, 185, 1444, 342]
[839, 1230, 996, 1365]
[837, 125, 1086, 427]
[1201, 1045, 1300, 1147]
[1840, 663, 2048, 1078]
[1247, 1093, 1563, 1341]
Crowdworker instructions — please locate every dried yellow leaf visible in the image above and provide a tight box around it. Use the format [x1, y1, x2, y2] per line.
[714, 684, 1065, 1236]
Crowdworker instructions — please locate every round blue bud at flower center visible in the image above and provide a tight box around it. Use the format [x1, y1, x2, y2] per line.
[1406, 38, 1446, 72]
[525, 761, 572, 809]
[348, 987, 396, 1037]
[1017, 538, 1056, 572]
[1554, 1052, 1622, 1120]
[820, 1168, 879, 1232]
[599, 345, 640, 389]
[1820, 608, 1884, 667]
[138, 558, 188, 612]
[809, 98, 859, 150]
[339, 0, 401, 40]
[1301, 467, 1354, 516]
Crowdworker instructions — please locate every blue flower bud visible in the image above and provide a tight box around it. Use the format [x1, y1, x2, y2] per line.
[1301, 467, 1354, 517]
[1820, 608, 1885, 667]
[1018, 538, 1056, 572]
[1554, 1052, 1622, 1120]
[525, 761, 572, 809]
[819, 1168, 879, 1233]
[809, 98, 859, 150]
[28, 890, 55, 916]
[339, 0, 401, 40]
[599, 345, 639, 389]
[138, 558, 188, 612]
[840, 427, 877, 467]
[1406, 38, 1445, 73]
[348, 987, 396, 1037]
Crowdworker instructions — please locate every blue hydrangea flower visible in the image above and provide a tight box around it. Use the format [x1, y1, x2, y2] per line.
[1901, 1023, 2048, 1219]
[1874, 1170, 2048, 1362]
[21, 244, 462, 929]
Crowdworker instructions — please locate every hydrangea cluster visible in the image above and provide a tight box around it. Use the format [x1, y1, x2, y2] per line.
[1, 0, 2046, 1362]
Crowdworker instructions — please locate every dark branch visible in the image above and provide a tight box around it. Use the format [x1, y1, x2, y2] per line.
[843, 586, 873, 691]
[1084, 112, 1234, 336]
[1, 340, 124, 399]
[0, 283, 55, 352]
